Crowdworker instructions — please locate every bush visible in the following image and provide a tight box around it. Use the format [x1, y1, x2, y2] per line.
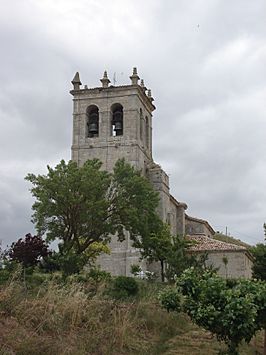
[39, 253, 61, 273]
[40, 252, 90, 276]
[0, 269, 11, 285]
[158, 286, 181, 313]
[177, 268, 266, 355]
[130, 264, 142, 276]
[66, 269, 111, 284]
[88, 268, 111, 283]
[59, 253, 84, 276]
[109, 276, 139, 300]
[8, 233, 50, 267]
[25, 272, 51, 287]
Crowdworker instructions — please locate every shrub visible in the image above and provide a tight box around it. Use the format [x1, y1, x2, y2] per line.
[130, 264, 142, 276]
[59, 253, 84, 276]
[0, 269, 11, 285]
[8, 233, 50, 267]
[158, 286, 181, 313]
[25, 272, 51, 287]
[41, 252, 88, 276]
[39, 252, 61, 273]
[88, 268, 111, 283]
[177, 268, 266, 355]
[109, 276, 139, 300]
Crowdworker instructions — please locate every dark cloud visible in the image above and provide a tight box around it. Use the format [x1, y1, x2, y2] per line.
[0, 0, 265, 248]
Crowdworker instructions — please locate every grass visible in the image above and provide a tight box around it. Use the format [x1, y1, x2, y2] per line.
[0, 270, 264, 354]
[214, 232, 251, 248]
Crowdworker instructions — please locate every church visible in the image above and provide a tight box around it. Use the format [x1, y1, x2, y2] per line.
[70, 68, 253, 279]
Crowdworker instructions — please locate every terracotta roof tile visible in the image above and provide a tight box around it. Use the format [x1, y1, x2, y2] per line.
[186, 234, 247, 252]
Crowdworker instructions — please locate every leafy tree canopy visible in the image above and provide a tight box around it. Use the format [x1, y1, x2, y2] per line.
[25, 159, 161, 258]
[138, 223, 206, 282]
[176, 268, 266, 355]
[8, 233, 50, 267]
[250, 243, 266, 281]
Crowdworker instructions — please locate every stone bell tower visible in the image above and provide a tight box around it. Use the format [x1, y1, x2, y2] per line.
[70, 68, 187, 276]
[70, 68, 155, 174]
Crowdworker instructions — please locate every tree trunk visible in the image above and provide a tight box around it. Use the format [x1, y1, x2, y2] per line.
[228, 341, 238, 355]
[160, 260, 164, 282]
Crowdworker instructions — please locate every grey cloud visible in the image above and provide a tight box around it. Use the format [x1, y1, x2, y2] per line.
[0, 0, 265, 247]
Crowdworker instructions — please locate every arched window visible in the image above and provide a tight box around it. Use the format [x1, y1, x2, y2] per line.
[145, 116, 149, 148]
[87, 105, 99, 138]
[140, 108, 143, 141]
[111, 103, 123, 136]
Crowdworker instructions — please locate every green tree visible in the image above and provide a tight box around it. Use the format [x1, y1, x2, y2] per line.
[251, 243, 266, 281]
[138, 223, 172, 282]
[8, 233, 50, 267]
[175, 268, 266, 355]
[165, 234, 201, 281]
[26, 159, 160, 263]
[137, 223, 200, 282]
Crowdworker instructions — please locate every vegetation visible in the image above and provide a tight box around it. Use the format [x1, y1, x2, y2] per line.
[137, 224, 173, 282]
[0, 268, 264, 355]
[137, 224, 204, 282]
[159, 267, 266, 355]
[7, 233, 50, 267]
[25, 158, 161, 270]
[24, 158, 205, 279]
[1, 160, 265, 354]
[250, 239, 266, 353]
[251, 243, 266, 281]
[214, 232, 250, 248]
[108, 275, 139, 300]
[158, 286, 181, 313]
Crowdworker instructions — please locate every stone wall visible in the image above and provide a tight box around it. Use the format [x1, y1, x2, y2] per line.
[205, 251, 253, 278]
[71, 85, 154, 173]
[71, 71, 248, 279]
[96, 233, 147, 276]
[71, 79, 158, 276]
[185, 218, 214, 238]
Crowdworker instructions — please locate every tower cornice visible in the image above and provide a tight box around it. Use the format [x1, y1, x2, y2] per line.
[70, 84, 156, 111]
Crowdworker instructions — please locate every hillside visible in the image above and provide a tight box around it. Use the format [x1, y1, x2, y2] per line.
[213, 232, 251, 248]
[0, 274, 263, 354]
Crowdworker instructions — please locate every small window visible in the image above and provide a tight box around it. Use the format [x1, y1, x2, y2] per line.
[111, 103, 123, 136]
[87, 105, 99, 138]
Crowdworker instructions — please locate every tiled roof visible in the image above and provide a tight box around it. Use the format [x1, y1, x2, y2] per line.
[186, 234, 247, 252]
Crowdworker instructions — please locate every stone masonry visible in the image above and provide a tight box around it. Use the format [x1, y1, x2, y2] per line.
[70, 68, 252, 278]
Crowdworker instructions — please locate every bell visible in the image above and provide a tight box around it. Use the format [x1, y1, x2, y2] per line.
[88, 122, 98, 133]
[114, 121, 122, 131]
[114, 111, 122, 120]
[90, 112, 98, 121]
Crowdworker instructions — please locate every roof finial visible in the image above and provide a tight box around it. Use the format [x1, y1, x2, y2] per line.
[100, 70, 110, 88]
[130, 67, 139, 85]
[71, 72, 82, 90]
[147, 89, 154, 102]
[140, 79, 147, 92]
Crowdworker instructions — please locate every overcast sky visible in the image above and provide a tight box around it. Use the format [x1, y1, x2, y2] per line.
[0, 0, 265, 248]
